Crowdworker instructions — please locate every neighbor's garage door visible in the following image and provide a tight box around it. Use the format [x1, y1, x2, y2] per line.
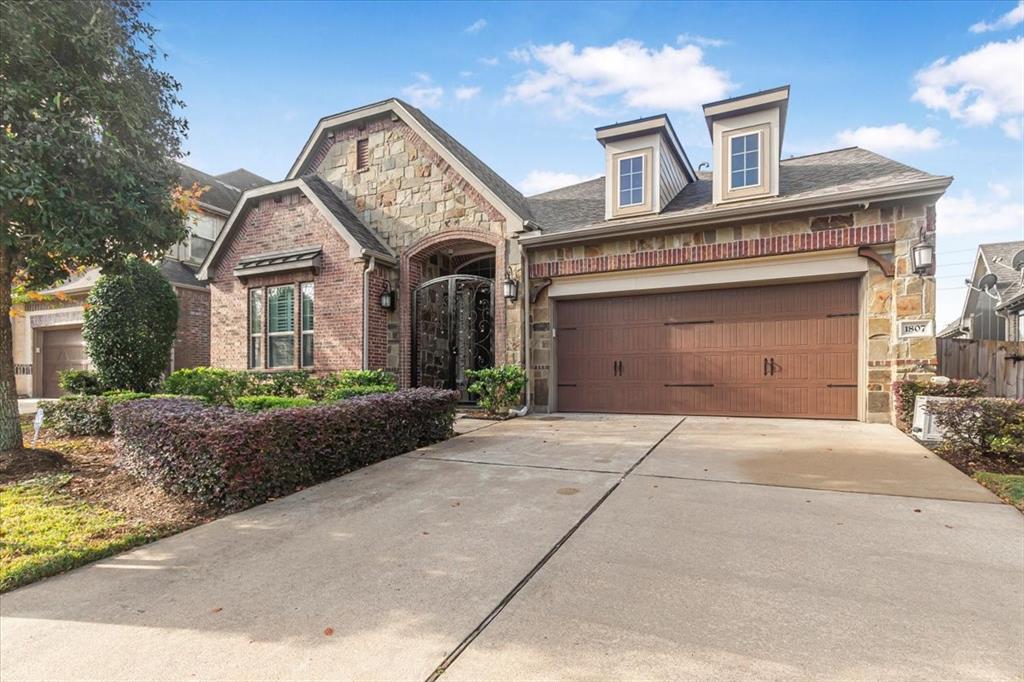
[555, 279, 859, 419]
[41, 326, 88, 398]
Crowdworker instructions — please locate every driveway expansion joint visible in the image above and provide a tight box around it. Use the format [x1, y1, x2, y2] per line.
[633, 472, 1007, 505]
[425, 416, 687, 682]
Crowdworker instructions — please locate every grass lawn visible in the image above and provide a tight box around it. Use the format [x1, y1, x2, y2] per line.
[1, 424, 211, 593]
[1, 475, 155, 592]
[974, 472, 1024, 511]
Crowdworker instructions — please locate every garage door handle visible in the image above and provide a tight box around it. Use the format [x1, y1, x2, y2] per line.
[770, 357, 775, 376]
[763, 358, 768, 376]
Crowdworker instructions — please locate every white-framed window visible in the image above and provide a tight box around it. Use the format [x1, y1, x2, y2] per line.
[266, 285, 296, 369]
[248, 283, 314, 369]
[729, 132, 760, 189]
[248, 288, 263, 369]
[618, 154, 645, 207]
[300, 282, 314, 368]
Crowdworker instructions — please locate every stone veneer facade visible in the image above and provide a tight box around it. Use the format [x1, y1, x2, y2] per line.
[208, 116, 522, 386]
[526, 201, 938, 423]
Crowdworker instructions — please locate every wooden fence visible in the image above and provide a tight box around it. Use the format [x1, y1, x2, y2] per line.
[937, 338, 1024, 399]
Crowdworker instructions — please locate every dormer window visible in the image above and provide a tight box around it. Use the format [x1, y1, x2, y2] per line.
[703, 85, 789, 204]
[618, 155, 645, 207]
[729, 132, 760, 189]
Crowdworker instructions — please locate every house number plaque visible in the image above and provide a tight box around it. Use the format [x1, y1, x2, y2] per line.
[898, 319, 933, 338]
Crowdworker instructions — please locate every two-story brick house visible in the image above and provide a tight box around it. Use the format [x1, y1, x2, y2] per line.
[12, 163, 269, 397]
[201, 86, 951, 423]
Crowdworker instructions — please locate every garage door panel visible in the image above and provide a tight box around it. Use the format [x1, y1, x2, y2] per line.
[555, 280, 860, 419]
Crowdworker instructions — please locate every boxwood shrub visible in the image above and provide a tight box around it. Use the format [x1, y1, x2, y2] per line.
[113, 388, 458, 510]
[57, 369, 104, 396]
[234, 395, 317, 411]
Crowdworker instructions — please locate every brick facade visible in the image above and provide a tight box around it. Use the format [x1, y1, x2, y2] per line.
[171, 286, 210, 370]
[208, 193, 365, 372]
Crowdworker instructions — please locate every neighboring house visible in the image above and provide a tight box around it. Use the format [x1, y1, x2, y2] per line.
[12, 163, 270, 398]
[200, 86, 951, 424]
[940, 241, 1024, 342]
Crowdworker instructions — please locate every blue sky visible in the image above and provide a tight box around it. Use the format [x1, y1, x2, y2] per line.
[149, 0, 1024, 327]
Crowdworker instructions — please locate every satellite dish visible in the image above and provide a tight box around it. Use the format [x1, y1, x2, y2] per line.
[978, 272, 998, 290]
[1012, 249, 1024, 271]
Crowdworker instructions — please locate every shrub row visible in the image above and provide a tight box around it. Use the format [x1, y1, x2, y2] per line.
[893, 378, 985, 427]
[929, 397, 1024, 466]
[113, 388, 458, 510]
[43, 392, 201, 436]
[160, 367, 396, 405]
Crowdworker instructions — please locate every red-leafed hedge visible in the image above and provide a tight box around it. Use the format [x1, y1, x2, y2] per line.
[112, 388, 458, 511]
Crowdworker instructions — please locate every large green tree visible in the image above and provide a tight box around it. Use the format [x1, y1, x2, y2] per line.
[0, 0, 192, 449]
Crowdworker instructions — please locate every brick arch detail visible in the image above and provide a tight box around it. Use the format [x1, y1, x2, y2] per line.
[399, 230, 506, 388]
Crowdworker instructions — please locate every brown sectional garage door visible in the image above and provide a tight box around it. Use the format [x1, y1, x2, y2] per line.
[555, 279, 859, 419]
[41, 326, 88, 398]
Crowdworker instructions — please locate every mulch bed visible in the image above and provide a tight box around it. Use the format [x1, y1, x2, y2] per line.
[930, 444, 1022, 477]
[2, 428, 213, 533]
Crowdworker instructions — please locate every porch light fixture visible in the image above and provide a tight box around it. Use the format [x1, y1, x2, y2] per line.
[379, 281, 396, 311]
[503, 267, 519, 302]
[911, 243, 934, 274]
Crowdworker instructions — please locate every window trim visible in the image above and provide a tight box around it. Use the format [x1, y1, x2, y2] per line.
[300, 282, 314, 369]
[247, 281, 314, 371]
[617, 154, 645, 208]
[728, 130, 761, 190]
[720, 124, 771, 201]
[610, 147, 653, 217]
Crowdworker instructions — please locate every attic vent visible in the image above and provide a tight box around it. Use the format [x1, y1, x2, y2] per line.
[356, 138, 370, 171]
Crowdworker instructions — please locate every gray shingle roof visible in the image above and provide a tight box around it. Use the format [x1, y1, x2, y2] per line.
[159, 258, 204, 288]
[979, 240, 1024, 303]
[177, 163, 270, 213]
[301, 175, 391, 256]
[396, 100, 534, 221]
[525, 147, 948, 234]
[215, 168, 271, 192]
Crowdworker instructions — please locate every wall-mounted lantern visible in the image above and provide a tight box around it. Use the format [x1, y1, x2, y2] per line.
[911, 243, 934, 274]
[379, 280, 396, 311]
[503, 267, 519, 302]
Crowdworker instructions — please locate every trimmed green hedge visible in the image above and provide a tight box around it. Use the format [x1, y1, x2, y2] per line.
[234, 395, 317, 412]
[160, 368, 397, 405]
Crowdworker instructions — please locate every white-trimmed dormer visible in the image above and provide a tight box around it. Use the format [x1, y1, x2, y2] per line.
[703, 85, 789, 205]
[596, 115, 695, 220]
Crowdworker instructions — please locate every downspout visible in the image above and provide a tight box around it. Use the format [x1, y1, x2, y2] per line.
[513, 241, 531, 416]
[362, 256, 376, 370]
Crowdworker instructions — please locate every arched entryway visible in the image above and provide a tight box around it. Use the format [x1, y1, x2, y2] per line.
[413, 274, 493, 400]
[399, 230, 506, 393]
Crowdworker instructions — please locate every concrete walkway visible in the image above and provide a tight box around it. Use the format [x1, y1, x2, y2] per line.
[2, 415, 1021, 681]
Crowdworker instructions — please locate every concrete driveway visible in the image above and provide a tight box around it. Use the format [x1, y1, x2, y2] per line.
[2, 415, 1021, 681]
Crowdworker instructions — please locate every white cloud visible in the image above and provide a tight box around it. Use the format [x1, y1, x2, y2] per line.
[835, 123, 944, 153]
[478, 56, 500, 67]
[912, 37, 1024, 137]
[937, 190, 1024, 236]
[459, 70, 474, 78]
[988, 181, 1012, 198]
[969, 0, 1024, 32]
[505, 40, 732, 116]
[464, 18, 487, 34]
[1001, 117, 1024, 139]
[677, 33, 728, 48]
[455, 86, 481, 101]
[402, 74, 443, 108]
[518, 170, 601, 195]
[508, 47, 532, 63]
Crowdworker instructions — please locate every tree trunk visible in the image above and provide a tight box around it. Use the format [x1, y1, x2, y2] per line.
[0, 245, 23, 451]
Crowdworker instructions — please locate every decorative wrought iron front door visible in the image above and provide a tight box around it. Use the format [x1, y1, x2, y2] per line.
[413, 275, 494, 401]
